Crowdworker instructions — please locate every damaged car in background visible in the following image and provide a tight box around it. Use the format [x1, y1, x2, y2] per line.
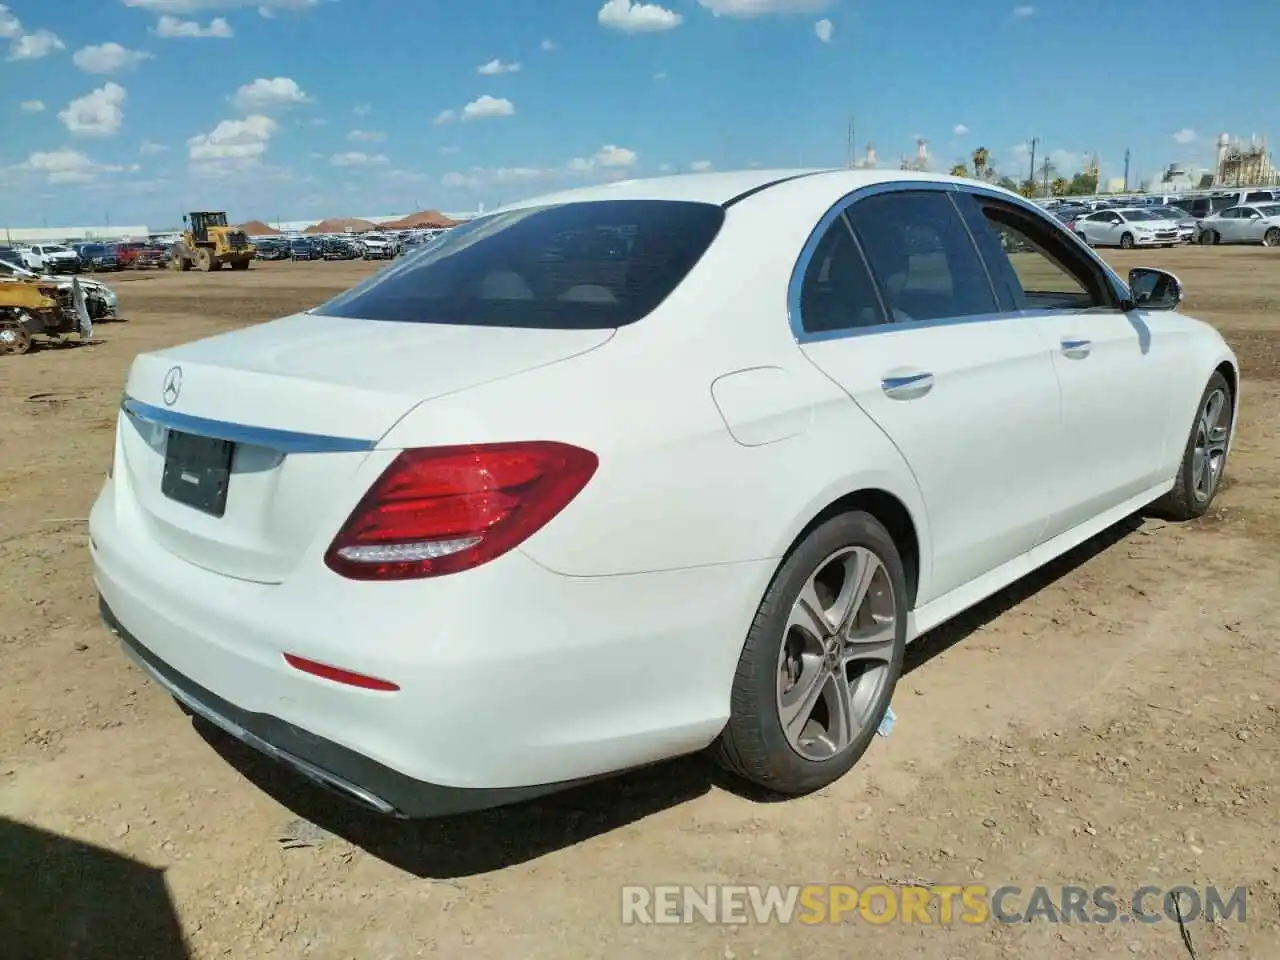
[1, 259, 122, 355]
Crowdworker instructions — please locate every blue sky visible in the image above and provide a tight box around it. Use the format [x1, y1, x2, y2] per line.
[2, 0, 1277, 228]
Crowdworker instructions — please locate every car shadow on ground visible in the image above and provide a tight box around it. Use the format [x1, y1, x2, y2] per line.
[0, 817, 190, 959]
[199, 514, 1147, 882]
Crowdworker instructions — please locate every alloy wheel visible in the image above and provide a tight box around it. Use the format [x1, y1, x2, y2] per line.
[776, 546, 896, 762]
[1192, 387, 1230, 502]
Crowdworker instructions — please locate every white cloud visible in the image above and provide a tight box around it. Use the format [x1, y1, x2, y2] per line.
[1012, 5, 1034, 17]
[598, 0, 683, 32]
[658, 162, 673, 172]
[953, 123, 969, 136]
[7, 28, 64, 61]
[434, 109, 456, 125]
[58, 83, 127, 137]
[1172, 128, 1197, 145]
[541, 38, 557, 51]
[19, 98, 45, 112]
[72, 42, 154, 73]
[653, 70, 666, 79]
[140, 139, 167, 154]
[347, 129, 384, 142]
[698, 0, 829, 15]
[477, 57, 520, 75]
[19, 148, 128, 184]
[187, 114, 276, 166]
[153, 15, 233, 37]
[814, 18, 832, 41]
[231, 76, 311, 111]
[461, 94, 514, 120]
[330, 151, 389, 167]
[569, 144, 638, 171]
[352, 103, 371, 116]
[690, 160, 713, 172]
[1, 6, 67, 60]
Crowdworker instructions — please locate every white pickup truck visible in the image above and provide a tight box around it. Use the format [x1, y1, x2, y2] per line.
[21, 243, 81, 274]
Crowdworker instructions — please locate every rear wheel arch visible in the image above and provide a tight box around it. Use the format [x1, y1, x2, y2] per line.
[783, 488, 921, 610]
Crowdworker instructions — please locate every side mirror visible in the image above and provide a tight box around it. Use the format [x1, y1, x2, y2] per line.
[1127, 267, 1182, 311]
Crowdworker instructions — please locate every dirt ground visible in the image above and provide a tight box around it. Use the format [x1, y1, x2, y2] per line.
[2, 251, 1277, 959]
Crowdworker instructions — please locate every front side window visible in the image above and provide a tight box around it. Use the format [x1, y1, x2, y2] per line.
[318, 199, 725, 330]
[959, 194, 1111, 312]
[844, 191, 998, 323]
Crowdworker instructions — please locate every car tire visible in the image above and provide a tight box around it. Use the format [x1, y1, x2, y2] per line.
[713, 510, 908, 795]
[1199, 230, 1218, 246]
[1151, 371, 1233, 521]
[1120, 232, 1135, 249]
[1264, 228, 1280, 247]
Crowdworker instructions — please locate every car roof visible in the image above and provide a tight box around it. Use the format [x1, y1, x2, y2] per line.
[495, 168, 1018, 212]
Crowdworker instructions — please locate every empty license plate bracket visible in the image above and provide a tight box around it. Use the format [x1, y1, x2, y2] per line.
[161, 431, 234, 517]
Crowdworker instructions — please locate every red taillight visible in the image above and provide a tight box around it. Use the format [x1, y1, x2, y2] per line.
[324, 441, 598, 581]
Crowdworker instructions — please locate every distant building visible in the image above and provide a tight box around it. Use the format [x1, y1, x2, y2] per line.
[1151, 164, 1213, 193]
[3, 225, 150, 245]
[1214, 133, 1277, 186]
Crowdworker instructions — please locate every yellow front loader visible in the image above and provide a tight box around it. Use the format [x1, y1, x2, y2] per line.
[170, 211, 255, 272]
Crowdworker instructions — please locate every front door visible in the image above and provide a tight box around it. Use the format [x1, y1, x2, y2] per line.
[794, 187, 1064, 605]
[956, 192, 1179, 541]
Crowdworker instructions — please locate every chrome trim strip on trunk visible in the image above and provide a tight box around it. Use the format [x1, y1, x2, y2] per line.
[121, 397, 376, 454]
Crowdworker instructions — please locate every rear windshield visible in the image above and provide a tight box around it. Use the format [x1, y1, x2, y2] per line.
[317, 199, 726, 329]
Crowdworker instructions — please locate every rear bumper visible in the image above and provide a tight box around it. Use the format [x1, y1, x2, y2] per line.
[89, 474, 768, 816]
[99, 598, 577, 818]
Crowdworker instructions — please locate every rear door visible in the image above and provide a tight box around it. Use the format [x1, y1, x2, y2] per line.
[795, 186, 1064, 605]
[955, 192, 1182, 540]
[1217, 207, 1247, 243]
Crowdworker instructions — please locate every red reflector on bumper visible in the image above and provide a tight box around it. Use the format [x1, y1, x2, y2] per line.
[283, 654, 400, 692]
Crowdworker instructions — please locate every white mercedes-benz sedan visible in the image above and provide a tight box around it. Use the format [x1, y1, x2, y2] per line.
[91, 169, 1239, 818]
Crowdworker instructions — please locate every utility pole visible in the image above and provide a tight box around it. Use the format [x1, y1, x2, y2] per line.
[1123, 148, 1131, 191]
[847, 116, 856, 168]
[1041, 156, 1052, 196]
[1028, 137, 1037, 192]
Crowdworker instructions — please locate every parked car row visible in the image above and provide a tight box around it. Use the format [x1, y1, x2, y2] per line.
[250, 228, 448, 264]
[1045, 190, 1280, 249]
[0, 240, 173, 273]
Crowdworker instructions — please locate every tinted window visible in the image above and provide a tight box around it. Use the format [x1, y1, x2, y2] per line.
[797, 216, 886, 334]
[1245, 191, 1273, 203]
[318, 200, 725, 330]
[844, 191, 997, 322]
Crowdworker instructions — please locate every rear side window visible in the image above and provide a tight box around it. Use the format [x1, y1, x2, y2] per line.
[844, 191, 998, 322]
[797, 216, 887, 334]
[318, 200, 725, 330]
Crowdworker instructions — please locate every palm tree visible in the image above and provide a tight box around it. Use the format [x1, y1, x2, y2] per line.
[950, 162, 968, 177]
[971, 146, 990, 180]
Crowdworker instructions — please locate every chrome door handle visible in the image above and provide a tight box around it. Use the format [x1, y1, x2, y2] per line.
[881, 371, 934, 400]
[1060, 338, 1092, 359]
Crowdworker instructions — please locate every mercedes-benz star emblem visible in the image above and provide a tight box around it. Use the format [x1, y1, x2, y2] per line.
[162, 366, 183, 407]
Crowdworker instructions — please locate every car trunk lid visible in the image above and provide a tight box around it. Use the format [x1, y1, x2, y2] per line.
[117, 311, 614, 583]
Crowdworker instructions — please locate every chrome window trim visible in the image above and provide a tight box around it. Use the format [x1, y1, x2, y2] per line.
[787, 179, 1131, 344]
[121, 397, 376, 454]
